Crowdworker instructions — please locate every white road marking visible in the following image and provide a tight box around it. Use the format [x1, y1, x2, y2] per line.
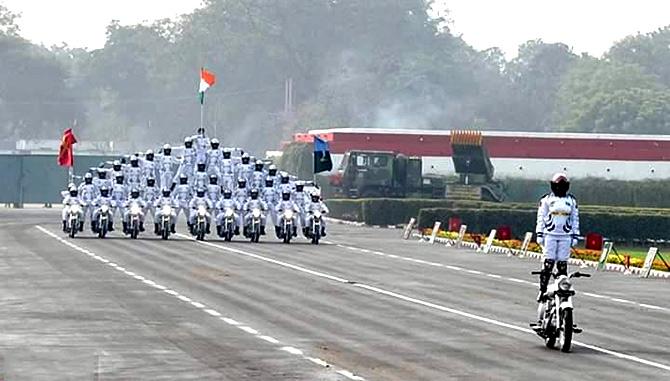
[35, 226, 366, 380]
[337, 370, 366, 380]
[334, 241, 670, 313]
[185, 233, 670, 374]
[281, 346, 303, 355]
[306, 357, 330, 367]
[221, 317, 240, 326]
[204, 309, 222, 317]
[258, 335, 280, 344]
[239, 326, 259, 335]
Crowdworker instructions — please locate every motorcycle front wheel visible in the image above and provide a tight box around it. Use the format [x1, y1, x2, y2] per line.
[559, 309, 573, 353]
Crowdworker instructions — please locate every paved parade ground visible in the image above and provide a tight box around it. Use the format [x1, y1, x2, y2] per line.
[1, 209, 669, 380]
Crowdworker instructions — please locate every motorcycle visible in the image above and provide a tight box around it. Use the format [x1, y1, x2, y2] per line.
[193, 205, 209, 241]
[67, 204, 83, 238]
[158, 204, 174, 240]
[530, 271, 590, 352]
[245, 208, 262, 243]
[96, 204, 111, 239]
[305, 210, 322, 245]
[127, 202, 143, 239]
[279, 208, 296, 244]
[219, 207, 236, 242]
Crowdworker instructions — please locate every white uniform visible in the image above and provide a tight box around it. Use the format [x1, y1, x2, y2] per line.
[207, 148, 223, 177]
[188, 197, 213, 225]
[243, 199, 268, 227]
[262, 185, 278, 225]
[536, 193, 580, 261]
[173, 183, 192, 223]
[215, 198, 241, 227]
[143, 185, 159, 223]
[158, 154, 177, 189]
[206, 183, 221, 204]
[111, 182, 128, 221]
[77, 182, 97, 222]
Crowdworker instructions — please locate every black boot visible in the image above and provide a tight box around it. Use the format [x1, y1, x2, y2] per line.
[206, 223, 211, 234]
[292, 226, 297, 237]
[79, 221, 84, 232]
[122, 221, 128, 234]
[275, 226, 281, 238]
[321, 227, 327, 237]
[91, 221, 98, 233]
[234, 226, 240, 235]
[260, 225, 266, 235]
[154, 223, 160, 235]
[170, 224, 176, 233]
[62, 220, 67, 232]
[139, 221, 145, 232]
[108, 221, 114, 231]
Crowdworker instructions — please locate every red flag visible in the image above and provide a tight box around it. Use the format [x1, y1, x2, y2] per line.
[57, 128, 77, 167]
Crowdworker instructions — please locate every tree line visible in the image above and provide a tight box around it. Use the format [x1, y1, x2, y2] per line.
[1, 0, 669, 153]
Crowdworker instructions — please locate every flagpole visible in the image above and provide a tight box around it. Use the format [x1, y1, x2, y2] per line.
[200, 101, 204, 132]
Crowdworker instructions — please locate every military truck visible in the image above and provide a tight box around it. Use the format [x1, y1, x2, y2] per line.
[329, 150, 447, 198]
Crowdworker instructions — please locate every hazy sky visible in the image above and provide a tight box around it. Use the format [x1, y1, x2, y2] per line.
[3, 0, 669, 57]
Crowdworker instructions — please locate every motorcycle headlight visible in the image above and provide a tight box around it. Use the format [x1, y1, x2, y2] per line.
[71, 205, 82, 214]
[252, 208, 261, 218]
[558, 278, 572, 291]
[198, 206, 207, 216]
[224, 208, 234, 217]
[284, 210, 294, 219]
[100, 205, 109, 213]
[161, 205, 172, 215]
[130, 204, 142, 214]
[313, 210, 322, 219]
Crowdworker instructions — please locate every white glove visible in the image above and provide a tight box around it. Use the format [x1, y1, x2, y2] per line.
[571, 236, 579, 247]
[536, 234, 544, 246]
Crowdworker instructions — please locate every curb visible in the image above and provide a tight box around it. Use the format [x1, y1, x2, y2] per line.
[413, 233, 670, 280]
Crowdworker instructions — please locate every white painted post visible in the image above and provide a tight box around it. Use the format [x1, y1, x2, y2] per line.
[402, 217, 416, 240]
[482, 229, 497, 254]
[456, 225, 467, 248]
[596, 242, 613, 271]
[641, 247, 658, 278]
[519, 232, 533, 257]
[428, 221, 441, 244]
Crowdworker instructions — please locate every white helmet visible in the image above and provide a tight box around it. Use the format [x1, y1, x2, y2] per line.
[211, 138, 219, 144]
[163, 143, 171, 150]
[145, 149, 153, 155]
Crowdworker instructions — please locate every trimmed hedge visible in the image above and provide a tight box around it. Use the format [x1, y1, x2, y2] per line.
[418, 207, 670, 241]
[503, 177, 670, 208]
[327, 198, 670, 226]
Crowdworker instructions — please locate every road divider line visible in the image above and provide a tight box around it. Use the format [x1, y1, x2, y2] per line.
[331, 241, 670, 313]
[35, 226, 367, 381]
[185, 233, 670, 373]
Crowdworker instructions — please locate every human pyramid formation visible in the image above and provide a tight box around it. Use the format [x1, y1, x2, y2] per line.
[61, 128, 329, 242]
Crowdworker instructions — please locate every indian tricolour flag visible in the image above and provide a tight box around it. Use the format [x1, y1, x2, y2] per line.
[199, 68, 216, 104]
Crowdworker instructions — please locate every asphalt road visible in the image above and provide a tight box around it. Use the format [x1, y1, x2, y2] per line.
[1, 209, 669, 380]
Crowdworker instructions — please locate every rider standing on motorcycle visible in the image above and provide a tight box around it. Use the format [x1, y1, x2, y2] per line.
[276, 172, 294, 200]
[111, 160, 125, 181]
[173, 174, 192, 227]
[305, 190, 329, 237]
[177, 137, 196, 182]
[91, 185, 114, 233]
[243, 189, 269, 235]
[143, 177, 159, 226]
[62, 184, 83, 232]
[154, 189, 177, 234]
[94, 168, 111, 195]
[275, 191, 299, 238]
[215, 189, 241, 236]
[262, 177, 278, 226]
[535, 173, 580, 302]
[78, 173, 97, 228]
[188, 188, 213, 234]
[123, 188, 146, 234]
[111, 175, 128, 229]
[294, 181, 309, 229]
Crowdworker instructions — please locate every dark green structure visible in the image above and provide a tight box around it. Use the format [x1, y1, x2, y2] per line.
[0, 153, 118, 206]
